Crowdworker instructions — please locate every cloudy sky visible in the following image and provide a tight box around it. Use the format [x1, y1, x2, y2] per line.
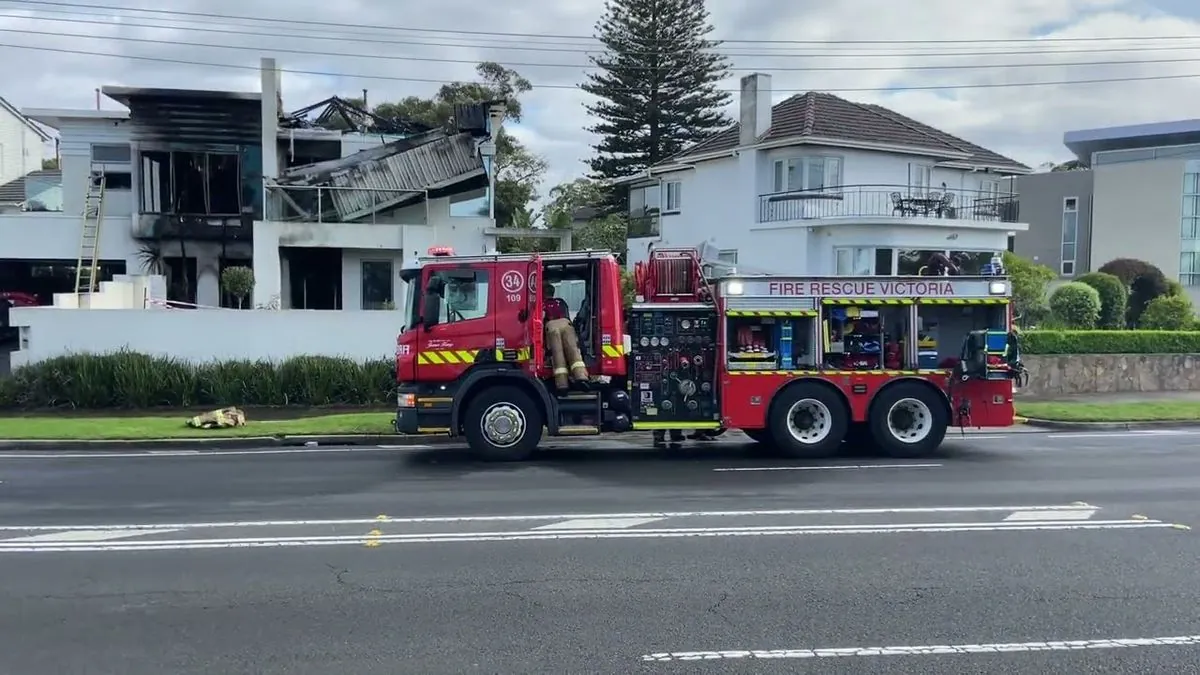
[1, 0, 1198, 198]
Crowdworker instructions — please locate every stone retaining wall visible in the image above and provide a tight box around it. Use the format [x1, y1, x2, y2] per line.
[1022, 354, 1200, 397]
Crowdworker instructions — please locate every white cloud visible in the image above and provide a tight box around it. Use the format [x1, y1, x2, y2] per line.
[2, 0, 1198, 193]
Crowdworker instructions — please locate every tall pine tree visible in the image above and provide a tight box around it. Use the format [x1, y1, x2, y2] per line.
[582, 0, 732, 187]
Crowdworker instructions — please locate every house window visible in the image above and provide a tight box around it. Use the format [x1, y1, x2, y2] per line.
[91, 144, 131, 164]
[717, 249, 737, 264]
[1061, 197, 1078, 276]
[980, 179, 1001, 197]
[834, 247, 874, 275]
[628, 183, 661, 237]
[450, 188, 489, 218]
[664, 181, 682, 213]
[103, 172, 132, 190]
[908, 164, 933, 196]
[1182, 164, 1200, 285]
[773, 156, 842, 193]
[360, 260, 394, 310]
[433, 269, 490, 323]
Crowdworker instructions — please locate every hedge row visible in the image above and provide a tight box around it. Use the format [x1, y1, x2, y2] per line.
[3, 333, 1200, 409]
[1021, 330, 1200, 355]
[0, 352, 395, 410]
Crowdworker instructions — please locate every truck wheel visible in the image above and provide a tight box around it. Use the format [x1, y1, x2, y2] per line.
[869, 383, 948, 458]
[463, 386, 544, 461]
[769, 384, 847, 458]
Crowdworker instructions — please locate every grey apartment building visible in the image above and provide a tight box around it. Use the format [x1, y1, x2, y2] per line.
[1006, 119, 1200, 304]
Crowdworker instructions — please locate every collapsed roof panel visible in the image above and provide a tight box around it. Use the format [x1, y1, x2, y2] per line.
[275, 130, 486, 221]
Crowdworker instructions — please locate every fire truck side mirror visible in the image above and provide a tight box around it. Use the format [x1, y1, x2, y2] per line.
[421, 294, 441, 330]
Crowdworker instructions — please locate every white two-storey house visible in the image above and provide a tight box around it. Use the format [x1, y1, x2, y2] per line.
[0, 96, 50, 190]
[623, 73, 1032, 276]
[0, 58, 502, 310]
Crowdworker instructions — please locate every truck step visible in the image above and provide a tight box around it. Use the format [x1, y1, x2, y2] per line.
[556, 424, 600, 436]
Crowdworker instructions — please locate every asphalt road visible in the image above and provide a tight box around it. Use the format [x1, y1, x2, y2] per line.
[0, 428, 1198, 674]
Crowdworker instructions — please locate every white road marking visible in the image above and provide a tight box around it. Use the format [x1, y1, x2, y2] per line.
[714, 463, 941, 473]
[0, 446, 432, 459]
[0, 504, 1097, 531]
[640, 633, 1200, 662]
[2, 528, 180, 543]
[0, 520, 1173, 552]
[1006, 509, 1096, 521]
[534, 517, 665, 530]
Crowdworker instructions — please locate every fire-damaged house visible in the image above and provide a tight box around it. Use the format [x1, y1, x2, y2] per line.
[85, 74, 502, 310]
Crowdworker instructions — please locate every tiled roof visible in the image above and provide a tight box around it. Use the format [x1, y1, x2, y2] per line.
[0, 170, 61, 204]
[663, 92, 1029, 172]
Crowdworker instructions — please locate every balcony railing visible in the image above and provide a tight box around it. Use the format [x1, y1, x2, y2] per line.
[627, 214, 660, 238]
[758, 184, 1020, 224]
[264, 184, 430, 224]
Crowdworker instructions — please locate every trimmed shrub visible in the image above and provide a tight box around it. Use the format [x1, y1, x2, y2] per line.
[1076, 272, 1127, 329]
[1048, 282, 1101, 328]
[1130, 271, 1170, 326]
[1139, 295, 1195, 330]
[2, 351, 396, 410]
[1098, 258, 1163, 286]
[1022, 330, 1200, 355]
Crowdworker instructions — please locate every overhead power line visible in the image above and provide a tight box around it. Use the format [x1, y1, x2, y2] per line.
[6, 0, 1200, 47]
[3, 40, 1200, 94]
[5, 5, 1200, 59]
[4, 24, 1198, 74]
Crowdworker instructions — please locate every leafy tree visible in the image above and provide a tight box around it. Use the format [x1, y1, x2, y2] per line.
[41, 157, 58, 170]
[1002, 252, 1055, 327]
[1076, 272, 1126, 329]
[582, 0, 733, 208]
[220, 266, 255, 309]
[1140, 294, 1194, 329]
[1048, 282, 1101, 328]
[322, 62, 546, 230]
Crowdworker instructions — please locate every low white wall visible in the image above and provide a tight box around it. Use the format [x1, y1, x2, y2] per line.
[10, 308, 404, 367]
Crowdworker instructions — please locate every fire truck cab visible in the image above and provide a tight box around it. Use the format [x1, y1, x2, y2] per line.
[394, 247, 1026, 461]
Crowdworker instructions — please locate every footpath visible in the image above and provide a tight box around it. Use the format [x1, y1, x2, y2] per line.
[0, 393, 1195, 450]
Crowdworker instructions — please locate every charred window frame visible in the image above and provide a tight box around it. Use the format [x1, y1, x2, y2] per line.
[139, 150, 244, 216]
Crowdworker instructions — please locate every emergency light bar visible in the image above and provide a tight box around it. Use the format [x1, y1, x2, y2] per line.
[428, 246, 455, 256]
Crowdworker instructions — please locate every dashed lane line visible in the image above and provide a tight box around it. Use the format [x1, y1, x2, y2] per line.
[713, 463, 941, 472]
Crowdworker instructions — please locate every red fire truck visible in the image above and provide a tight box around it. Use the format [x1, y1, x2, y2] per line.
[394, 247, 1025, 461]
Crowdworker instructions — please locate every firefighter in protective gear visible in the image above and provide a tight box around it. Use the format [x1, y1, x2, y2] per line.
[544, 282, 589, 391]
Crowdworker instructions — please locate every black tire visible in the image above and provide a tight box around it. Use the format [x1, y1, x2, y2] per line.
[742, 429, 771, 444]
[463, 385, 544, 461]
[768, 383, 848, 458]
[868, 382, 948, 458]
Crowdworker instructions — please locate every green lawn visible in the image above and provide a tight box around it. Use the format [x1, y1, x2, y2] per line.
[0, 413, 396, 440]
[1016, 401, 1200, 423]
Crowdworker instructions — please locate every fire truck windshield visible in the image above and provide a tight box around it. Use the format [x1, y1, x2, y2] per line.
[400, 268, 421, 332]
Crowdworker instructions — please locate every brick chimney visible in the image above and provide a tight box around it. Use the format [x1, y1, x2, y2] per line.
[738, 73, 772, 146]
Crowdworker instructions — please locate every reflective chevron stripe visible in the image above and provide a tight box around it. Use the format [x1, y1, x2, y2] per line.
[602, 344, 626, 358]
[416, 350, 478, 365]
[726, 310, 819, 317]
[917, 298, 1008, 304]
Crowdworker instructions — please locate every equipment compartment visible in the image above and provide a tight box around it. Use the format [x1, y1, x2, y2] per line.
[628, 307, 719, 424]
[725, 314, 817, 371]
[821, 303, 914, 370]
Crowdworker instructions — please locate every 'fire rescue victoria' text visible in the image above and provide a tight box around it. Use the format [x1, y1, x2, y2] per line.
[768, 280, 957, 297]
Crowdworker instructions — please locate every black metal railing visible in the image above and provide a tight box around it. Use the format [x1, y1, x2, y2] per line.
[758, 184, 1020, 224]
